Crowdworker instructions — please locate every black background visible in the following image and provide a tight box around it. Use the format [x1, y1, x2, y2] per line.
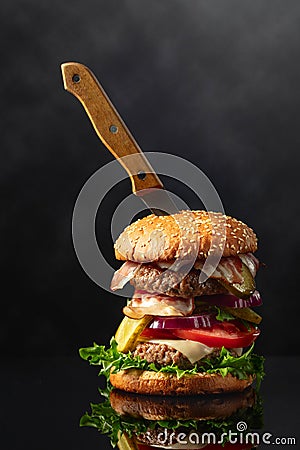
[2, 2, 300, 449]
[2, 0, 300, 360]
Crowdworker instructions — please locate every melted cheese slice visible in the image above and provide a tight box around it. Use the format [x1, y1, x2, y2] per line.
[148, 339, 243, 364]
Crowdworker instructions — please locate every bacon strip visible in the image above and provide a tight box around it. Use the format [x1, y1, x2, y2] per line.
[194, 256, 244, 284]
[110, 261, 141, 291]
[123, 290, 194, 319]
[194, 253, 259, 284]
[215, 257, 243, 283]
[111, 253, 259, 292]
[239, 253, 259, 278]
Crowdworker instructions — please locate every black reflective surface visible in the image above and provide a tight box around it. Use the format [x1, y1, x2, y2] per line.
[1, 356, 299, 449]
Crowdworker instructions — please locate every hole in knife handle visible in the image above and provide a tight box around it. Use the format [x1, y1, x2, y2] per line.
[109, 125, 118, 134]
[72, 74, 81, 83]
[137, 171, 146, 180]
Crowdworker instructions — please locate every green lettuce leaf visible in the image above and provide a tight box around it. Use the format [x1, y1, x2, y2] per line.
[199, 344, 265, 389]
[215, 306, 236, 321]
[80, 394, 263, 447]
[80, 398, 198, 447]
[79, 338, 265, 388]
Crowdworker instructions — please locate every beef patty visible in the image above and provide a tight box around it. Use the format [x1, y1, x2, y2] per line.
[133, 342, 237, 371]
[130, 264, 227, 298]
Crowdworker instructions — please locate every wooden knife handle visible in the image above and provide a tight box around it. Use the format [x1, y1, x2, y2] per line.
[61, 62, 163, 194]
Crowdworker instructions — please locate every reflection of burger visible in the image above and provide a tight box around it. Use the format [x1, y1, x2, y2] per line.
[80, 211, 264, 394]
[109, 387, 257, 421]
[80, 387, 262, 449]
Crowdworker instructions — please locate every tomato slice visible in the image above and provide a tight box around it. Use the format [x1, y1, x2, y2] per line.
[173, 321, 260, 348]
[140, 319, 260, 348]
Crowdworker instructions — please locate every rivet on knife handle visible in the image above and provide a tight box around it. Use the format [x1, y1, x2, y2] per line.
[61, 62, 163, 194]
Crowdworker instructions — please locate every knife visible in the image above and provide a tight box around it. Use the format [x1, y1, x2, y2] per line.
[61, 62, 178, 216]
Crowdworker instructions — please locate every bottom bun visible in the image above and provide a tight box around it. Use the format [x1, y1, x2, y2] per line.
[110, 369, 254, 395]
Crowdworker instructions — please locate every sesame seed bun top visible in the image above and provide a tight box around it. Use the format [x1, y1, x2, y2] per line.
[114, 210, 257, 263]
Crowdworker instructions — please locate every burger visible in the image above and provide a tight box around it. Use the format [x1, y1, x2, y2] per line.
[80, 387, 263, 449]
[80, 210, 264, 395]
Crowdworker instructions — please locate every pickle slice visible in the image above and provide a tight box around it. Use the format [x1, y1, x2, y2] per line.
[219, 262, 255, 299]
[115, 315, 153, 353]
[224, 306, 262, 325]
[117, 432, 139, 450]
